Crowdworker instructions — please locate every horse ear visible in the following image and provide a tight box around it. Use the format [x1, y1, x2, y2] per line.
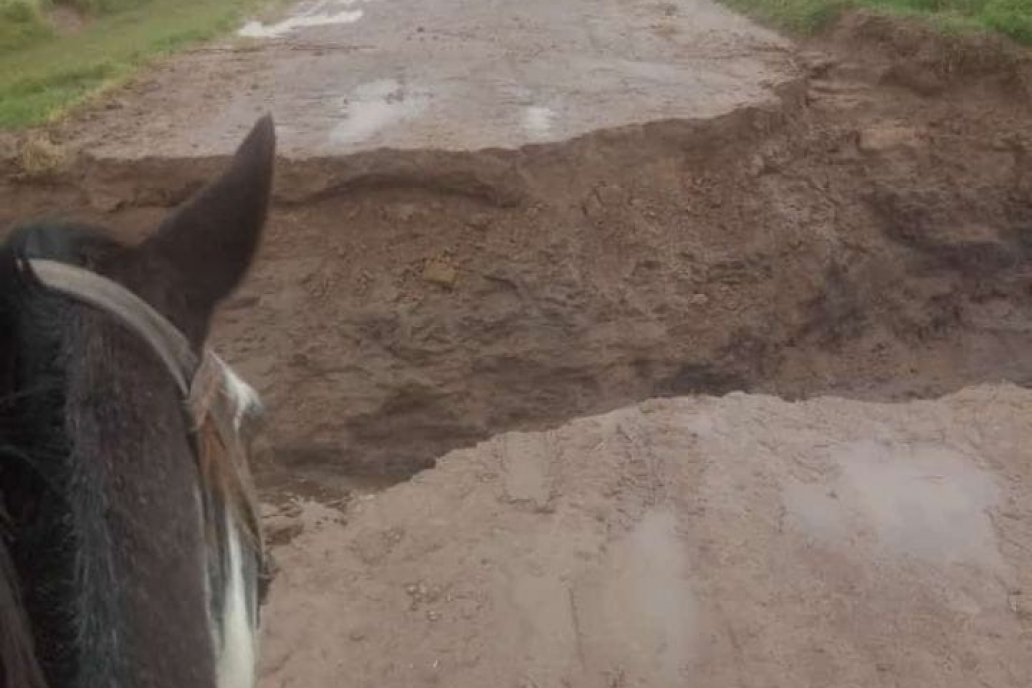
[139, 115, 275, 320]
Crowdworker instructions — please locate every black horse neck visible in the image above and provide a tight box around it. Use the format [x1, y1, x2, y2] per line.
[0, 226, 218, 688]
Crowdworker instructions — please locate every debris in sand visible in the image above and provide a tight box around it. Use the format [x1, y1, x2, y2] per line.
[423, 258, 458, 289]
[17, 134, 67, 178]
[858, 124, 923, 153]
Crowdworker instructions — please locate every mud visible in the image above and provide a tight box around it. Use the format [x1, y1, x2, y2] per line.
[260, 384, 1032, 687]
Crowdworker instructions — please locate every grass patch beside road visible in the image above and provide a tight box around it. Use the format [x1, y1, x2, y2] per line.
[723, 0, 1032, 44]
[0, 1, 52, 53]
[0, 0, 266, 129]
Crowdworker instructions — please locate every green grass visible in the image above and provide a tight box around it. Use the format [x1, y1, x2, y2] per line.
[723, 0, 1032, 43]
[0, 0, 266, 129]
[0, 1, 53, 53]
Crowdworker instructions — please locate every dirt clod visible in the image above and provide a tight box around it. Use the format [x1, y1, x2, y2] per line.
[422, 257, 458, 289]
[17, 134, 67, 178]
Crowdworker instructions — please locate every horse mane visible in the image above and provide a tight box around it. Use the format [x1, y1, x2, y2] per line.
[0, 223, 123, 688]
[1, 221, 269, 685]
[0, 526, 47, 688]
[0, 227, 64, 688]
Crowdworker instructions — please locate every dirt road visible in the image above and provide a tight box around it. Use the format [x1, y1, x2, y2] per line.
[3, 1, 1032, 686]
[57, 0, 793, 157]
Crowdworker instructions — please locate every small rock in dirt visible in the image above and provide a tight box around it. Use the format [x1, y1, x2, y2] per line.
[351, 528, 402, 565]
[857, 124, 922, 153]
[466, 213, 492, 231]
[595, 182, 625, 207]
[423, 258, 458, 289]
[87, 190, 125, 214]
[799, 51, 837, 78]
[748, 154, 769, 176]
[387, 203, 420, 223]
[265, 522, 304, 548]
[18, 135, 68, 178]
[880, 64, 945, 97]
[990, 134, 1025, 152]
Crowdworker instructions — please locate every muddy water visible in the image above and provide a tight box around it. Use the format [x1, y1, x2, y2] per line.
[786, 441, 1003, 568]
[238, 0, 365, 39]
[576, 508, 697, 685]
[329, 79, 431, 145]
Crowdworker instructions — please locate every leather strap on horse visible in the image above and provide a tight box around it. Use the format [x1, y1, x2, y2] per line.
[26, 259, 197, 395]
[23, 258, 264, 555]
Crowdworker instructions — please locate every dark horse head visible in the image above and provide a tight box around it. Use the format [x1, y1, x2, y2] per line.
[0, 117, 275, 688]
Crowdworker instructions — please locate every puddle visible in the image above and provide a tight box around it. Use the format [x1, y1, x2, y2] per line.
[523, 106, 557, 140]
[626, 509, 695, 682]
[330, 79, 430, 145]
[576, 508, 695, 683]
[785, 440, 1002, 568]
[238, 0, 364, 39]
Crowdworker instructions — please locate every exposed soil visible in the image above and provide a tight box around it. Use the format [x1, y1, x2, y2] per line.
[5, 13, 1030, 493]
[260, 384, 1032, 687]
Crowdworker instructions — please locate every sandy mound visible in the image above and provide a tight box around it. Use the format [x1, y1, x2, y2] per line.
[260, 385, 1032, 687]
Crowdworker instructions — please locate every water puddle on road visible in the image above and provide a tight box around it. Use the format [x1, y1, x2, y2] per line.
[574, 508, 696, 684]
[523, 106, 557, 140]
[785, 440, 1003, 569]
[330, 79, 430, 145]
[238, 0, 364, 39]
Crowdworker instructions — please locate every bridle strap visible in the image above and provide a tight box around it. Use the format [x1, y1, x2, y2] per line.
[26, 259, 198, 395]
[24, 257, 268, 596]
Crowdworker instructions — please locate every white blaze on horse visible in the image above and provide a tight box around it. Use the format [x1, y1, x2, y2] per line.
[0, 117, 275, 688]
